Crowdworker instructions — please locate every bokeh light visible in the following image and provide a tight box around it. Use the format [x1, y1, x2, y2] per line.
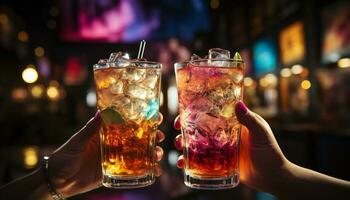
[160, 91, 164, 106]
[18, 31, 29, 42]
[337, 58, 350, 68]
[280, 68, 291, 78]
[244, 77, 254, 87]
[34, 46, 45, 57]
[47, 85, 59, 100]
[168, 150, 180, 167]
[265, 73, 278, 87]
[11, 88, 28, 101]
[167, 85, 178, 114]
[22, 66, 38, 84]
[23, 146, 38, 169]
[291, 64, 303, 74]
[86, 90, 96, 107]
[301, 80, 311, 90]
[30, 84, 44, 98]
[0, 14, 9, 25]
[259, 77, 269, 88]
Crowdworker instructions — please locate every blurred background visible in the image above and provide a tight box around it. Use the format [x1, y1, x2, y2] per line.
[0, 0, 350, 199]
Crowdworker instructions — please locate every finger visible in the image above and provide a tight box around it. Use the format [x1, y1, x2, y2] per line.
[174, 115, 181, 130]
[155, 146, 163, 162]
[156, 130, 165, 143]
[177, 155, 184, 168]
[235, 101, 271, 144]
[174, 134, 183, 150]
[66, 112, 102, 147]
[157, 113, 163, 125]
[155, 163, 162, 177]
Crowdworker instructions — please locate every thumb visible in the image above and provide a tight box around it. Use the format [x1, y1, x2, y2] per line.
[235, 101, 271, 145]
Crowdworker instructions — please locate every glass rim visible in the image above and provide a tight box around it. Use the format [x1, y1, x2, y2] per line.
[94, 60, 162, 70]
[190, 58, 244, 64]
[174, 58, 244, 70]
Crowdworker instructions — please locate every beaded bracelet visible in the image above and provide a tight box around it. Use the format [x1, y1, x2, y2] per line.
[42, 156, 66, 200]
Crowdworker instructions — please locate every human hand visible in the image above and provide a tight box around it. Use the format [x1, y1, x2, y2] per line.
[48, 112, 165, 197]
[174, 101, 290, 193]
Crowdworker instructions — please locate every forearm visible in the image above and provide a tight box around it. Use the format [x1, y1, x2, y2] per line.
[274, 162, 350, 200]
[0, 168, 53, 200]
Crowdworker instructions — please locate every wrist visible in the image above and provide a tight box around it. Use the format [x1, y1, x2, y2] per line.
[268, 160, 298, 199]
[43, 156, 67, 199]
[30, 168, 55, 200]
[265, 159, 296, 199]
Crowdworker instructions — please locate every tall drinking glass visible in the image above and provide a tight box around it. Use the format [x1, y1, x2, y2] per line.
[175, 50, 244, 189]
[93, 58, 162, 188]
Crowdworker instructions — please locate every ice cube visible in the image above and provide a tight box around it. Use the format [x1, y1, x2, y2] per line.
[97, 77, 116, 89]
[97, 95, 110, 109]
[112, 96, 131, 110]
[113, 58, 130, 68]
[206, 87, 226, 104]
[118, 96, 131, 106]
[207, 84, 241, 106]
[190, 54, 202, 61]
[183, 70, 207, 94]
[97, 89, 121, 110]
[220, 102, 235, 118]
[126, 99, 148, 123]
[194, 129, 209, 146]
[146, 89, 156, 100]
[144, 99, 159, 120]
[210, 60, 232, 67]
[219, 86, 241, 103]
[118, 99, 141, 122]
[133, 98, 148, 112]
[233, 87, 241, 99]
[213, 129, 228, 147]
[98, 59, 108, 64]
[94, 59, 109, 70]
[109, 80, 124, 94]
[208, 48, 230, 59]
[94, 59, 108, 69]
[187, 97, 215, 112]
[196, 112, 220, 134]
[193, 111, 231, 136]
[208, 48, 232, 67]
[231, 73, 243, 84]
[108, 52, 130, 62]
[122, 68, 146, 82]
[142, 74, 158, 89]
[126, 85, 147, 99]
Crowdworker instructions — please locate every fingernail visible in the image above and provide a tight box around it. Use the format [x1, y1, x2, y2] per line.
[156, 130, 164, 142]
[175, 137, 182, 150]
[237, 101, 248, 114]
[174, 117, 181, 130]
[94, 111, 101, 121]
[156, 147, 163, 159]
[177, 158, 183, 168]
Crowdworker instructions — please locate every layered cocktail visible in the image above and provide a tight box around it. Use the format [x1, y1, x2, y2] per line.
[175, 49, 244, 189]
[94, 52, 161, 188]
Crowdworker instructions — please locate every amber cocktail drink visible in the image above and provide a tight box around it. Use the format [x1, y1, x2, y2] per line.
[94, 55, 161, 188]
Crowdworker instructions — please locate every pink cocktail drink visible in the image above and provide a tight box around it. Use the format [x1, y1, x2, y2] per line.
[175, 51, 244, 189]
